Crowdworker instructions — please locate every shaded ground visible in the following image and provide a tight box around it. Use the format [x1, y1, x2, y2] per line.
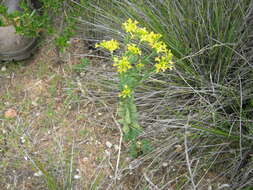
[0, 39, 124, 189]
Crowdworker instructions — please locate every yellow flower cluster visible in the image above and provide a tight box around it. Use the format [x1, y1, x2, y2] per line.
[152, 41, 167, 53]
[122, 19, 174, 73]
[155, 49, 174, 72]
[155, 56, 173, 72]
[119, 85, 132, 98]
[127, 44, 142, 55]
[122, 19, 139, 34]
[113, 56, 132, 73]
[95, 39, 119, 53]
[140, 31, 162, 46]
[136, 27, 149, 37]
[95, 19, 174, 76]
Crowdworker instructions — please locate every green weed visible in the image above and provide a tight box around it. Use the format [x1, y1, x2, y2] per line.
[96, 19, 174, 157]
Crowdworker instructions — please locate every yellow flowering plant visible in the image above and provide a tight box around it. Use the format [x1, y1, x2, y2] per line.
[95, 39, 119, 53]
[96, 18, 175, 142]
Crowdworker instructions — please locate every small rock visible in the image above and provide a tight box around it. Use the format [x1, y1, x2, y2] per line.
[1, 66, 6, 71]
[74, 175, 81, 179]
[95, 140, 101, 145]
[34, 170, 43, 177]
[4, 108, 17, 119]
[4, 102, 10, 106]
[162, 162, 168, 167]
[114, 144, 119, 151]
[106, 141, 112, 149]
[20, 136, 26, 144]
[175, 144, 183, 153]
[218, 184, 230, 189]
[105, 150, 110, 156]
[31, 101, 38, 107]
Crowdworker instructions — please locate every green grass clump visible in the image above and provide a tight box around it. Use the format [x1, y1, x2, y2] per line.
[80, 0, 253, 189]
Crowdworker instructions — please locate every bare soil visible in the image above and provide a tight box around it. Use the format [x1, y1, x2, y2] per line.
[0, 38, 124, 189]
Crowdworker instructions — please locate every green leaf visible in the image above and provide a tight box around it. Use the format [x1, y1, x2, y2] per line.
[132, 122, 142, 130]
[141, 139, 152, 154]
[125, 107, 131, 124]
[123, 123, 130, 134]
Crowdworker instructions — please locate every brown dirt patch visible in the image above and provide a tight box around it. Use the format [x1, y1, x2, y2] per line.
[0, 38, 121, 189]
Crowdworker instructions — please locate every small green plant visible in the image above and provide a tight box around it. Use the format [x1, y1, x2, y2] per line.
[72, 58, 90, 72]
[96, 19, 174, 156]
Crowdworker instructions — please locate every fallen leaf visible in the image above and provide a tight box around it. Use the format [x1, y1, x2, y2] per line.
[175, 144, 183, 153]
[4, 108, 17, 119]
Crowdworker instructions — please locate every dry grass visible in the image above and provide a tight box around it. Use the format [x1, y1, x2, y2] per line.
[0, 38, 127, 189]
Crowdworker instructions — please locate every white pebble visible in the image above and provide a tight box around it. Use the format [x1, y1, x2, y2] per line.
[1, 66, 6, 71]
[114, 144, 119, 151]
[106, 141, 112, 149]
[105, 150, 110, 156]
[218, 184, 230, 189]
[74, 175, 81, 179]
[31, 101, 38, 107]
[20, 136, 26, 144]
[34, 170, 43, 177]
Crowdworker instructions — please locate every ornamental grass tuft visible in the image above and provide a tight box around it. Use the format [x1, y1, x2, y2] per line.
[80, 0, 253, 189]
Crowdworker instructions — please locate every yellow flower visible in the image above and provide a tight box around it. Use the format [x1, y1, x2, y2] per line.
[152, 41, 167, 53]
[136, 63, 144, 69]
[113, 56, 132, 73]
[95, 39, 119, 53]
[122, 18, 139, 34]
[155, 54, 174, 73]
[140, 31, 161, 46]
[165, 49, 174, 60]
[127, 44, 142, 55]
[119, 85, 132, 98]
[136, 27, 149, 37]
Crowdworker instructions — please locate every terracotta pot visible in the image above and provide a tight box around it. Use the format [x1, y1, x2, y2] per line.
[0, 0, 37, 61]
